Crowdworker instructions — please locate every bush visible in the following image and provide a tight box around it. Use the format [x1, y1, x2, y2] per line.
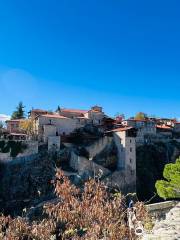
[0, 140, 27, 157]
[0, 169, 148, 239]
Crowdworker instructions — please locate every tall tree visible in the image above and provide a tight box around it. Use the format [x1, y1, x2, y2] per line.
[134, 112, 147, 120]
[20, 119, 34, 136]
[56, 105, 61, 113]
[11, 102, 25, 119]
[155, 157, 180, 199]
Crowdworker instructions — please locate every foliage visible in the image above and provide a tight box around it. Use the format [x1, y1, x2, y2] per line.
[0, 140, 27, 157]
[20, 119, 34, 136]
[134, 112, 147, 120]
[56, 105, 61, 113]
[11, 101, 25, 120]
[0, 169, 148, 240]
[0, 121, 3, 129]
[155, 157, 180, 199]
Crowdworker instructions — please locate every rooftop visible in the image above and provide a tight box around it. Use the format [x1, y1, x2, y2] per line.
[156, 125, 172, 130]
[61, 108, 88, 114]
[106, 126, 134, 133]
[41, 114, 68, 119]
[6, 119, 25, 122]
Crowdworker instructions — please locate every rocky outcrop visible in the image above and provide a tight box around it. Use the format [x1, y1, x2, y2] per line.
[0, 153, 55, 216]
[143, 202, 180, 240]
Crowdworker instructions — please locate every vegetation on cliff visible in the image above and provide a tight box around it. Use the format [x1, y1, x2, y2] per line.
[155, 157, 180, 199]
[0, 170, 148, 240]
[0, 140, 27, 157]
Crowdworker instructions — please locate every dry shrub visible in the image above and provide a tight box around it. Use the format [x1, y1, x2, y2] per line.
[0, 169, 148, 239]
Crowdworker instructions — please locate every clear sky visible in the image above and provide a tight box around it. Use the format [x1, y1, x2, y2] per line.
[0, 0, 180, 119]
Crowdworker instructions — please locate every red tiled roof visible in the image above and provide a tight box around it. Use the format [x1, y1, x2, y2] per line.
[76, 117, 89, 119]
[41, 114, 68, 119]
[31, 109, 48, 112]
[6, 119, 25, 122]
[106, 126, 134, 133]
[61, 109, 88, 114]
[156, 125, 172, 130]
[126, 119, 153, 122]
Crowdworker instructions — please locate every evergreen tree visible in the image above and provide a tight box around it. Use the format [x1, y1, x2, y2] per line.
[56, 105, 61, 113]
[11, 102, 25, 119]
[155, 157, 180, 199]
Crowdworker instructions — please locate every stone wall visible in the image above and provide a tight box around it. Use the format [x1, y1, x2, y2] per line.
[48, 136, 61, 151]
[85, 136, 113, 159]
[0, 140, 39, 162]
[69, 151, 111, 180]
[145, 201, 179, 220]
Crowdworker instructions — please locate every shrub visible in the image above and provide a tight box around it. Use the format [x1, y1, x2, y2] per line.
[0, 169, 148, 239]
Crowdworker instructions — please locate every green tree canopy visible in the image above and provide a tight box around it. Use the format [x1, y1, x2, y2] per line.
[155, 157, 180, 199]
[11, 102, 25, 120]
[134, 112, 147, 120]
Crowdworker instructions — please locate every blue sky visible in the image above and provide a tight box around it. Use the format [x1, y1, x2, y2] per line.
[0, 0, 180, 119]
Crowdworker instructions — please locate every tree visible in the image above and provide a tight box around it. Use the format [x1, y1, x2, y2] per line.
[134, 112, 147, 120]
[0, 121, 3, 129]
[56, 105, 61, 113]
[20, 119, 34, 136]
[11, 102, 25, 119]
[155, 157, 180, 200]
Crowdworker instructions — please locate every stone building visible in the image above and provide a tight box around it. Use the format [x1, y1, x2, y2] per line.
[112, 127, 136, 172]
[156, 125, 173, 137]
[6, 119, 23, 134]
[34, 114, 78, 142]
[28, 109, 49, 119]
[122, 119, 156, 144]
[173, 122, 180, 132]
[59, 106, 105, 126]
[105, 127, 137, 193]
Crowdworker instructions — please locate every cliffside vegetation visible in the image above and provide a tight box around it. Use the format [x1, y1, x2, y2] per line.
[0, 140, 27, 157]
[155, 157, 180, 199]
[0, 169, 148, 240]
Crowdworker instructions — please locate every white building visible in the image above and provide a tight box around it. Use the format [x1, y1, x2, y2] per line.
[32, 106, 106, 143]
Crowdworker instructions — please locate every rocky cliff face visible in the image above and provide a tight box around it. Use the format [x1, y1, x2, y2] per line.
[137, 140, 180, 202]
[0, 153, 55, 216]
[143, 202, 180, 240]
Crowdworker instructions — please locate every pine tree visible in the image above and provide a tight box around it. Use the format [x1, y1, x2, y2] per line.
[11, 102, 25, 119]
[56, 105, 61, 113]
[155, 157, 180, 199]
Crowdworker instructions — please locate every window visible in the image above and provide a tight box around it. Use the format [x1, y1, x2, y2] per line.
[130, 147, 132, 152]
[131, 170, 134, 175]
[130, 139, 132, 143]
[130, 158, 132, 163]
